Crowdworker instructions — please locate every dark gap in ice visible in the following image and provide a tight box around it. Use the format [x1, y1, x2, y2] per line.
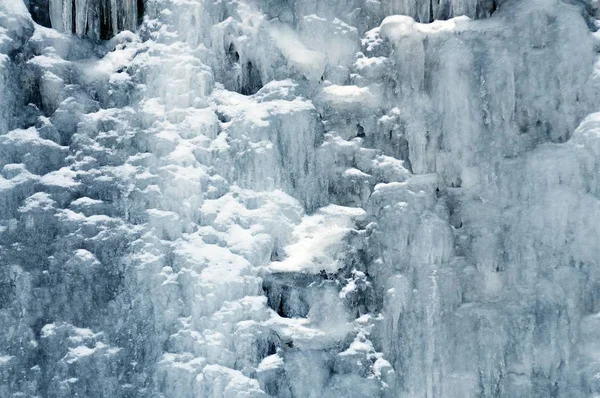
[100, 1, 113, 40]
[27, 0, 52, 28]
[18, 104, 42, 130]
[262, 278, 310, 318]
[215, 110, 231, 123]
[0, 277, 14, 309]
[318, 269, 336, 281]
[137, 0, 145, 26]
[32, 316, 51, 340]
[398, 136, 412, 171]
[266, 341, 277, 356]
[356, 123, 365, 138]
[447, 194, 463, 229]
[435, 1, 451, 20]
[226, 43, 239, 64]
[519, 124, 529, 134]
[276, 298, 286, 317]
[71, 0, 77, 34]
[270, 246, 283, 261]
[328, 183, 339, 197]
[240, 61, 263, 96]
[429, 0, 434, 23]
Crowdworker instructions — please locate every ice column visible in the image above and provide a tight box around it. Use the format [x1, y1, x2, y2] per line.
[48, 0, 72, 34]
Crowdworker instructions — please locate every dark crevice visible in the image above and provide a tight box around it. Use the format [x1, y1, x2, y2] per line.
[137, 0, 145, 25]
[71, 0, 77, 34]
[262, 277, 311, 318]
[436, 1, 451, 20]
[356, 123, 365, 138]
[429, 0, 434, 23]
[225, 43, 264, 96]
[276, 298, 286, 317]
[266, 341, 278, 356]
[26, 0, 52, 28]
[100, 1, 113, 40]
[215, 110, 231, 123]
[270, 246, 283, 261]
[226, 43, 239, 64]
[240, 61, 263, 95]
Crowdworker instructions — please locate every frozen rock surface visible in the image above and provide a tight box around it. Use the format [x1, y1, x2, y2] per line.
[1, 0, 600, 397]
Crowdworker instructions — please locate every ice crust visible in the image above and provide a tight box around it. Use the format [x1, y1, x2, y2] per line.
[2, 0, 600, 397]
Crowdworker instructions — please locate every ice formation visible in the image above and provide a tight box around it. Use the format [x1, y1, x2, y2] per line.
[1, 0, 600, 396]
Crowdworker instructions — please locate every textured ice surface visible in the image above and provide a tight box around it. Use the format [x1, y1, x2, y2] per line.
[1, 0, 600, 397]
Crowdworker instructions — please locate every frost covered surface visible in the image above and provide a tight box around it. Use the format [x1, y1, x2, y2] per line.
[1, 0, 600, 396]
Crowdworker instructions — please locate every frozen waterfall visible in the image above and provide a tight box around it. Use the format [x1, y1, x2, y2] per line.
[1, 0, 600, 397]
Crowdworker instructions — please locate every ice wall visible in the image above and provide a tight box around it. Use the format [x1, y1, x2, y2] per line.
[1, 0, 600, 397]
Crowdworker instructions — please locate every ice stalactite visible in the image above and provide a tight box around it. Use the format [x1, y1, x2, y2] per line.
[48, 0, 139, 40]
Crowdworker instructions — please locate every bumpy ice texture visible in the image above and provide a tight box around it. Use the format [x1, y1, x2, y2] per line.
[1, 0, 600, 397]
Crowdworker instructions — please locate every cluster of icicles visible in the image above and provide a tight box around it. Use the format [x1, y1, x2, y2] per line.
[49, 0, 140, 40]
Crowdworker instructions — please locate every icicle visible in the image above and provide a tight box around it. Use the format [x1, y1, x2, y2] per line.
[49, 0, 72, 33]
[48, 0, 140, 39]
[75, 0, 88, 36]
[123, 0, 138, 32]
[48, 0, 62, 33]
[110, 0, 118, 35]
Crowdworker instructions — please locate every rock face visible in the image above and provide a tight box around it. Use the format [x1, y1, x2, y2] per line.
[1, 0, 600, 397]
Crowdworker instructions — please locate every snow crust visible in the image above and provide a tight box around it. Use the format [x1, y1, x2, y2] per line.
[2, 0, 600, 397]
